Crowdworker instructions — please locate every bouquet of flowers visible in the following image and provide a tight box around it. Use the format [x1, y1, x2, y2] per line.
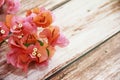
[0, 0, 69, 71]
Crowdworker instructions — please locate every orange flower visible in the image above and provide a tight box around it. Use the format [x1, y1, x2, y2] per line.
[39, 26, 60, 46]
[39, 26, 69, 47]
[21, 34, 38, 45]
[33, 11, 53, 28]
[26, 7, 53, 28]
[26, 7, 40, 16]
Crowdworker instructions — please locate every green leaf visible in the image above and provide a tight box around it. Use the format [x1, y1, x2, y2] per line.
[24, 43, 31, 47]
[46, 48, 50, 57]
[38, 40, 44, 46]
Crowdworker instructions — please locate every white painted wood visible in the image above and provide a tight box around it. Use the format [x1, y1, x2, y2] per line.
[0, 0, 120, 80]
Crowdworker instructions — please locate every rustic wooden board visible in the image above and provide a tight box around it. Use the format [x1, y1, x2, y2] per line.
[0, 0, 120, 80]
[18, 0, 70, 15]
[49, 32, 120, 80]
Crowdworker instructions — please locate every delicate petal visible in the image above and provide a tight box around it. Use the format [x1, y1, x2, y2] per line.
[35, 42, 48, 63]
[24, 13, 37, 28]
[7, 50, 17, 66]
[33, 11, 53, 27]
[39, 26, 60, 46]
[27, 7, 53, 28]
[8, 36, 26, 49]
[7, 47, 32, 71]
[5, 14, 13, 29]
[6, 0, 20, 14]
[47, 46, 55, 58]
[0, 22, 9, 42]
[55, 34, 69, 47]
[0, 0, 5, 8]
[22, 21, 37, 34]
[27, 42, 49, 63]
[21, 34, 38, 44]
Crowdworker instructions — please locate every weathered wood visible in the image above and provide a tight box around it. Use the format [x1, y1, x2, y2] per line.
[49, 32, 120, 80]
[18, 0, 70, 15]
[0, 0, 120, 80]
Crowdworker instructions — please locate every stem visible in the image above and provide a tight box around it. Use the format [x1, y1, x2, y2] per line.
[0, 40, 5, 46]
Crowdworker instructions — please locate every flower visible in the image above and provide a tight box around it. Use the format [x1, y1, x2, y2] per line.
[39, 26, 69, 47]
[39, 26, 59, 46]
[0, 0, 5, 8]
[5, 15, 38, 46]
[0, 22, 9, 42]
[52, 33, 69, 47]
[8, 36, 26, 49]
[0, 7, 69, 71]
[0, 0, 20, 15]
[27, 7, 53, 28]
[28, 42, 49, 63]
[7, 47, 32, 71]
[21, 34, 38, 45]
[6, 15, 24, 34]
[6, 15, 37, 35]
[6, 14, 38, 49]
[5, 0, 20, 14]
[7, 41, 54, 71]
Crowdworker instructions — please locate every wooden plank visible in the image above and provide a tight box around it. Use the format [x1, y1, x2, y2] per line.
[18, 0, 70, 15]
[0, 0, 120, 80]
[49, 32, 120, 80]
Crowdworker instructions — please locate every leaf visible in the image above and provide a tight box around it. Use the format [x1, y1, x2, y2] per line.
[46, 48, 50, 57]
[38, 40, 44, 46]
[24, 43, 31, 47]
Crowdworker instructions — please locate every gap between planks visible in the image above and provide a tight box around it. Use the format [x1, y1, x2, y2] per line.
[48, 32, 120, 80]
[0, 0, 120, 80]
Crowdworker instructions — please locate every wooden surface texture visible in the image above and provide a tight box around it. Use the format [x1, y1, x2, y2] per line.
[49, 32, 120, 80]
[0, 0, 120, 80]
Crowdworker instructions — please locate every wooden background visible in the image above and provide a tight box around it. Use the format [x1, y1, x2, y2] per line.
[0, 0, 120, 80]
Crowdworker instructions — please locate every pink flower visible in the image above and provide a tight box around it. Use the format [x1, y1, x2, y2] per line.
[6, 0, 20, 14]
[8, 36, 26, 49]
[9, 16, 24, 34]
[23, 14, 37, 34]
[8, 33, 38, 50]
[4, 7, 69, 71]
[6, 15, 39, 51]
[7, 47, 32, 71]
[0, 0, 5, 8]
[0, 0, 20, 15]
[6, 15, 37, 35]
[7, 41, 52, 71]
[5, 15, 38, 45]
[52, 33, 69, 47]
[0, 22, 9, 42]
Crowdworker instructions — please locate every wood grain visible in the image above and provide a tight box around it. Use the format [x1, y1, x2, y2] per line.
[0, 0, 120, 80]
[49, 32, 120, 80]
[18, 0, 70, 15]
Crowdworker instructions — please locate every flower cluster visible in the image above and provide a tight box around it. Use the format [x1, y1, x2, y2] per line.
[0, 7, 69, 71]
[0, 0, 20, 14]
